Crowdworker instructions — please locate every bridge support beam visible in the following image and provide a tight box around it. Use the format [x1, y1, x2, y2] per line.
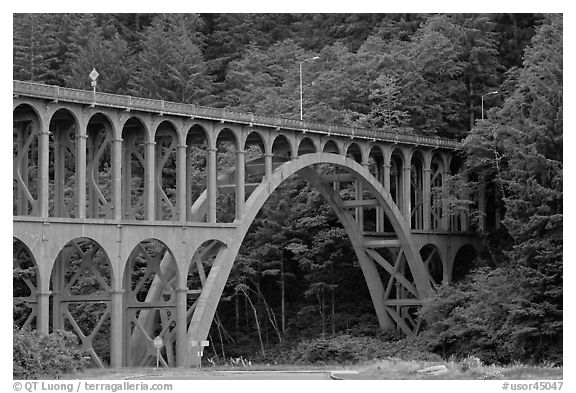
[37, 291, 51, 335]
[113, 139, 122, 220]
[423, 167, 431, 230]
[207, 148, 217, 223]
[265, 153, 273, 179]
[176, 287, 188, 367]
[76, 133, 87, 219]
[110, 289, 124, 368]
[402, 165, 411, 225]
[235, 150, 245, 220]
[177, 145, 187, 223]
[145, 141, 156, 220]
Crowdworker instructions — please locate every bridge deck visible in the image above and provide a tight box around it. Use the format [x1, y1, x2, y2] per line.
[13, 80, 462, 150]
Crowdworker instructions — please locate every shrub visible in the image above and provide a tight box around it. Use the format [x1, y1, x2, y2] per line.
[271, 334, 441, 365]
[13, 328, 87, 379]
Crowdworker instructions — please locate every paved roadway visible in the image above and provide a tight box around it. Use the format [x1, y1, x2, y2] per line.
[142, 371, 332, 380]
[73, 368, 352, 380]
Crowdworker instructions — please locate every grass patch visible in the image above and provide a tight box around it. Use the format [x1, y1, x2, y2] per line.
[351, 358, 563, 380]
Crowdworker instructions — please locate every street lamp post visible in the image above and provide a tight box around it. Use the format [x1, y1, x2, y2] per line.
[299, 56, 319, 121]
[481, 91, 499, 120]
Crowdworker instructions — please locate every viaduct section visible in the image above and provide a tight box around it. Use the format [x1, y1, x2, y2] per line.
[13, 80, 485, 368]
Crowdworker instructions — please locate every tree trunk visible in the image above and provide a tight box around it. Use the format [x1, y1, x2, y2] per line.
[469, 80, 475, 130]
[243, 290, 265, 358]
[235, 294, 239, 330]
[331, 265, 335, 337]
[214, 313, 226, 360]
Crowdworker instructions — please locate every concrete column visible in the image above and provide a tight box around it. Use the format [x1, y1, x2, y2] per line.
[110, 289, 124, 368]
[39, 128, 50, 218]
[54, 129, 65, 216]
[37, 291, 51, 335]
[185, 145, 192, 221]
[383, 163, 391, 191]
[235, 150, 245, 220]
[265, 153, 273, 179]
[207, 147, 217, 223]
[355, 179, 364, 230]
[177, 145, 187, 223]
[376, 161, 385, 232]
[423, 167, 431, 230]
[76, 133, 87, 219]
[51, 257, 63, 331]
[113, 139, 122, 221]
[441, 170, 450, 231]
[121, 138, 132, 219]
[176, 287, 188, 367]
[145, 141, 156, 221]
[402, 165, 412, 225]
[478, 182, 486, 232]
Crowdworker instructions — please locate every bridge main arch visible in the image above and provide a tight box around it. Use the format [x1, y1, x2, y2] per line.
[184, 152, 432, 365]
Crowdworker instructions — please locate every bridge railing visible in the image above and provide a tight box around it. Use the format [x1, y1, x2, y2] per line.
[14, 80, 462, 149]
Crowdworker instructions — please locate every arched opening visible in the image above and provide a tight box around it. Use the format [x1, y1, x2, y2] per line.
[121, 117, 147, 220]
[452, 244, 478, 282]
[185, 124, 208, 222]
[154, 121, 178, 221]
[244, 131, 266, 199]
[216, 128, 239, 223]
[297, 137, 316, 156]
[271, 134, 293, 162]
[124, 238, 179, 367]
[50, 238, 112, 368]
[13, 103, 41, 216]
[322, 140, 340, 155]
[411, 153, 424, 230]
[49, 108, 78, 218]
[86, 113, 114, 219]
[419, 244, 443, 286]
[13, 238, 38, 330]
[345, 142, 363, 164]
[186, 154, 432, 362]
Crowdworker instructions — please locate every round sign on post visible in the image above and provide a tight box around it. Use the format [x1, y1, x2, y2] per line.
[153, 336, 164, 349]
[153, 336, 163, 369]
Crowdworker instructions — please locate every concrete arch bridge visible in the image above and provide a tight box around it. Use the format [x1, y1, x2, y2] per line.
[13, 81, 485, 368]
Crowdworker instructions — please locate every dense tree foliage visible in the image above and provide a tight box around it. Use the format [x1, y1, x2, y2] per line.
[13, 13, 561, 366]
[421, 14, 562, 365]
